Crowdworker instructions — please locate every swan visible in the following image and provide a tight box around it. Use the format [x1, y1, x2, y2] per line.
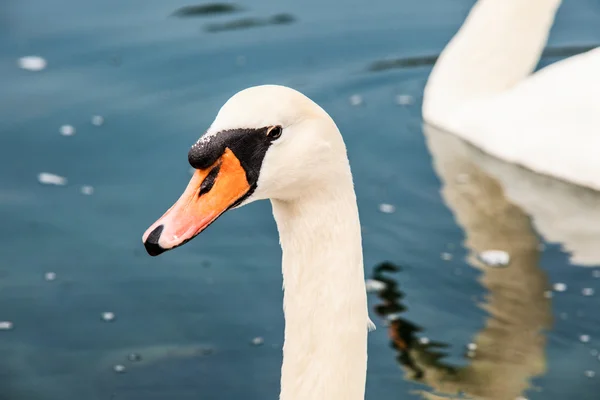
[142, 85, 374, 400]
[422, 0, 600, 191]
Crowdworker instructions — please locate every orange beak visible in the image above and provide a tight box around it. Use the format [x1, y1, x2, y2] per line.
[142, 148, 251, 256]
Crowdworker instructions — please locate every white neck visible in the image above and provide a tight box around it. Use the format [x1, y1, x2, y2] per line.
[271, 177, 368, 400]
[423, 0, 562, 124]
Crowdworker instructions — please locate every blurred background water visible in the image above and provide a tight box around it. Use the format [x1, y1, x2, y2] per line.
[2, 0, 600, 399]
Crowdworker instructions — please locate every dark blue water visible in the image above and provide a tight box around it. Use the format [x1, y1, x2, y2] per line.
[2, 0, 600, 399]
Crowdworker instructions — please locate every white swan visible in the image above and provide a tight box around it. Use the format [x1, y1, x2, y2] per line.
[142, 85, 374, 400]
[423, 0, 600, 191]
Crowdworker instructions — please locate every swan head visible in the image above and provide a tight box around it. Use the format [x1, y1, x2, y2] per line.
[142, 84, 348, 256]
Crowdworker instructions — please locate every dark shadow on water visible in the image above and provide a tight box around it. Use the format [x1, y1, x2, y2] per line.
[172, 3, 242, 18]
[204, 14, 296, 33]
[367, 44, 598, 72]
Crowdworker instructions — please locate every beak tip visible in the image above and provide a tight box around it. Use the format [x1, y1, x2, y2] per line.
[143, 224, 167, 257]
[144, 241, 166, 256]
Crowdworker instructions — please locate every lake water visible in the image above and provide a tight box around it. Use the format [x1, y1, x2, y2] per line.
[2, 0, 600, 399]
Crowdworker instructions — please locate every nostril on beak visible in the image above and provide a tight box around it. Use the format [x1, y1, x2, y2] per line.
[144, 225, 166, 256]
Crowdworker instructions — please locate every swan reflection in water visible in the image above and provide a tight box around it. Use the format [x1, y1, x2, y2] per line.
[370, 124, 562, 399]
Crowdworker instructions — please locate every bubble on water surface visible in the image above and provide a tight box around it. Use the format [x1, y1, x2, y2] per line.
[349, 94, 363, 106]
[60, 125, 75, 136]
[395, 94, 414, 106]
[0, 321, 13, 331]
[386, 312, 402, 322]
[44, 272, 57, 281]
[18, 56, 47, 71]
[378, 203, 396, 214]
[553, 283, 567, 292]
[102, 312, 116, 322]
[365, 279, 386, 293]
[251, 337, 264, 346]
[91, 115, 104, 126]
[582, 288, 595, 296]
[38, 172, 67, 186]
[80, 185, 94, 195]
[113, 364, 126, 373]
[478, 250, 510, 267]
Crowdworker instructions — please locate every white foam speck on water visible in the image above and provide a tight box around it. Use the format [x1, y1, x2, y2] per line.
[101, 312, 115, 322]
[18, 56, 47, 71]
[349, 94, 363, 106]
[386, 312, 402, 322]
[580, 334, 591, 343]
[441, 252, 452, 261]
[584, 370, 595, 378]
[113, 364, 126, 373]
[0, 321, 13, 331]
[365, 279, 386, 293]
[467, 343, 477, 351]
[553, 283, 567, 292]
[251, 336, 264, 346]
[378, 203, 396, 214]
[583, 288, 595, 296]
[44, 272, 57, 281]
[38, 172, 67, 186]
[395, 94, 414, 106]
[478, 250, 510, 267]
[419, 337, 430, 345]
[91, 115, 104, 126]
[59, 125, 75, 136]
[80, 185, 94, 195]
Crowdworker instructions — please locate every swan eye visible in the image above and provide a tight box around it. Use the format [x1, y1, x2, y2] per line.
[266, 125, 283, 140]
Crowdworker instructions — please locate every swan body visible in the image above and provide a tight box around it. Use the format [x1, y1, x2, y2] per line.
[142, 85, 372, 400]
[423, 0, 600, 191]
